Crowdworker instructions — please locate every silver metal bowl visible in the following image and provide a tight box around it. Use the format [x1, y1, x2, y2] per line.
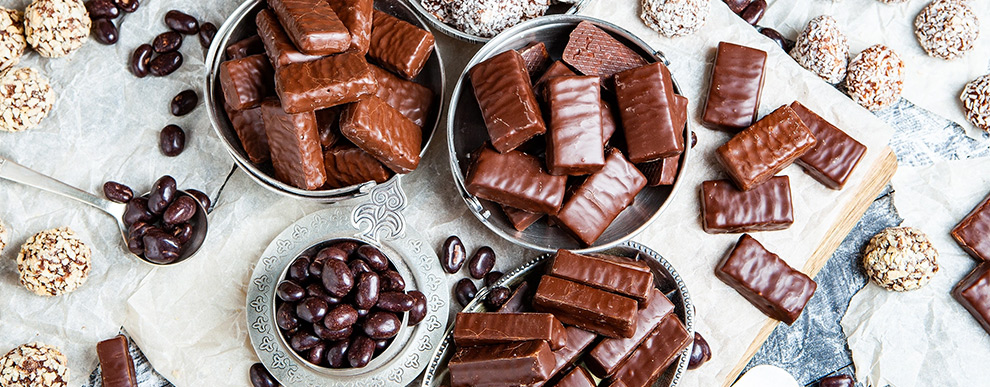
[447, 15, 692, 253]
[421, 241, 695, 387]
[406, 0, 593, 44]
[205, 0, 445, 202]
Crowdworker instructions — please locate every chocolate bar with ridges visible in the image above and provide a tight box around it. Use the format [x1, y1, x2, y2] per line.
[546, 76, 605, 175]
[533, 275, 638, 339]
[323, 145, 392, 189]
[256, 9, 321, 68]
[715, 105, 816, 191]
[562, 21, 648, 82]
[339, 96, 422, 174]
[327, 0, 372, 54]
[368, 64, 434, 128]
[267, 0, 350, 55]
[465, 145, 566, 215]
[274, 51, 377, 114]
[369, 10, 435, 79]
[614, 63, 683, 163]
[952, 193, 990, 262]
[470, 50, 547, 153]
[789, 101, 866, 190]
[702, 42, 766, 132]
[260, 98, 326, 190]
[701, 176, 794, 233]
[219, 54, 274, 110]
[554, 149, 647, 246]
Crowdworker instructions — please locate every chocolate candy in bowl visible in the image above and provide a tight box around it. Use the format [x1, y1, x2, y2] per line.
[205, 0, 444, 202]
[447, 16, 692, 253]
[407, 0, 593, 44]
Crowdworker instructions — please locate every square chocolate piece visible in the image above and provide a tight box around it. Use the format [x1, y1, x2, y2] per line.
[715, 105, 817, 191]
[368, 64, 434, 128]
[703, 42, 767, 132]
[368, 10, 435, 79]
[554, 149, 647, 246]
[701, 176, 794, 233]
[953, 263, 990, 335]
[470, 50, 547, 153]
[219, 54, 275, 110]
[465, 146, 566, 215]
[224, 103, 270, 164]
[274, 51, 378, 114]
[260, 98, 327, 190]
[339, 96, 422, 174]
[267, 0, 350, 56]
[546, 76, 605, 175]
[953, 193, 990, 262]
[790, 101, 867, 190]
[615, 62, 683, 163]
[323, 145, 392, 189]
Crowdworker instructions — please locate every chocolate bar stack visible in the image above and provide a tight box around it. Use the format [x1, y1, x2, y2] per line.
[219, 0, 436, 191]
[464, 21, 689, 247]
[447, 250, 691, 387]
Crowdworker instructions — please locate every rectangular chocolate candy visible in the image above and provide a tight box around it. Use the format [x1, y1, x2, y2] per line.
[557, 367, 595, 387]
[586, 289, 674, 378]
[519, 41, 551, 78]
[267, 0, 349, 56]
[790, 101, 866, 190]
[369, 10, 435, 79]
[716, 234, 817, 325]
[256, 9, 320, 69]
[716, 105, 817, 191]
[554, 149, 647, 246]
[533, 275, 638, 339]
[548, 250, 654, 302]
[275, 51, 377, 114]
[368, 64, 434, 128]
[547, 327, 597, 381]
[703, 42, 767, 132]
[498, 281, 531, 313]
[502, 205, 543, 232]
[97, 335, 137, 387]
[953, 193, 990, 262]
[224, 103, 270, 164]
[260, 98, 327, 190]
[226, 35, 264, 60]
[546, 76, 605, 175]
[465, 146, 566, 214]
[470, 50, 547, 153]
[454, 313, 567, 350]
[323, 145, 392, 189]
[562, 21, 647, 83]
[615, 63, 683, 163]
[220, 54, 274, 110]
[952, 263, 990, 335]
[604, 314, 691, 387]
[701, 176, 794, 233]
[339, 96, 422, 174]
[327, 0, 372, 54]
[448, 341, 555, 387]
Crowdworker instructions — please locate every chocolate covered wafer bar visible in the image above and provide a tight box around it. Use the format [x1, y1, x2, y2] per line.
[535, 61, 577, 100]
[533, 275, 638, 339]
[604, 314, 691, 387]
[261, 98, 327, 190]
[470, 50, 547, 153]
[369, 10, 435, 79]
[554, 149, 647, 246]
[789, 101, 866, 190]
[953, 263, 990, 335]
[327, 0, 372, 54]
[256, 9, 320, 69]
[97, 335, 137, 387]
[465, 146, 566, 215]
[448, 341, 555, 387]
[339, 96, 422, 174]
[224, 103, 270, 164]
[275, 51, 377, 114]
[586, 289, 675, 378]
[703, 42, 767, 132]
[615, 62, 683, 163]
[267, 0, 350, 55]
[557, 367, 595, 387]
[701, 176, 794, 233]
[502, 205, 543, 232]
[547, 327, 597, 381]
[368, 64, 434, 128]
[562, 21, 648, 82]
[454, 313, 567, 350]
[953, 193, 990, 262]
[519, 41, 551, 77]
[715, 105, 816, 191]
[546, 76, 605, 175]
[323, 145, 392, 189]
[219, 54, 274, 110]
[548, 250, 654, 302]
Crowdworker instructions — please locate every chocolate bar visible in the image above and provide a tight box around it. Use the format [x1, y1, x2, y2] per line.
[701, 176, 794, 233]
[219, 54, 274, 110]
[554, 149, 647, 246]
[789, 101, 866, 190]
[260, 98, 327, 190]
[703, 42, 767, 132]
[339, 96, 422, 174]
[448, 341, 555, 387]
[562, 21, 648, 82]
[274, 51, 377, 114]
[327, 0, 372, 54]
[952, 193, 990, 262]
[547, 250, 654, 302]
[224, 103, 270, 164]
[225, 35, 264, 60]
[547, 327, 597, 381]
[952, 263, 990, 335]
[601, 98, 617, 145]
[323, 145, 392, 188]
[97, 335, 137, 387]
[533, 275, 638, 339]
[604, 314, 691, 387]
[470, 50, 547, 153]
[266, 0, 350, 55]
[502, 205, 543, 232]
[256, 9, 320, 69]
[637, 155, 680, 187]
[465, 146, 566, 214]
[715, 234, 817, 325]
[546, 76, 605, 175]
[557, 367, 595, 387]
[498, 281, 531, 313]
[535, 61, 577, 100]
[519, 42, 551, 77]
[715, 105, 816, 191]
[368, 64, 434, 128]
[586, 289, 674, 378]
[315, 108, 341, 148]
[614, 63, 683, 163]
[368, 10, 435, 79]
[454, 313, 567, 350]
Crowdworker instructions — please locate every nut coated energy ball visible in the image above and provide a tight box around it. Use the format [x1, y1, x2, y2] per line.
[914, 0, 980, 60]
[0, 67, 56, 132]
[863, 227, 939, 291]
[16, 226, 92, 296]
[961, 74, 990, 131]
[0, 8, 26, 72]
[0, 342, 69, 387]
[24, 0, 91, 58]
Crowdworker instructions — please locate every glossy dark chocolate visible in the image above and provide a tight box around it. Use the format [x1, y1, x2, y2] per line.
[671, 94, 688, 149]
[323, 145, 392, 188]
[519, 41, 551, 77]
[224, 103, 270, 164]
[562, 21, 648, 82]
[615, 63, 683, 163]
[274, 51, 377, 114]
[225, 35, 264, 60]
[502, 205, 543, 232]
[703, 42, 767, 132]
[260, 98, 327, 190]
[546, 76, 605, 175]
[601, 98, 617, 145]
[315, 107, 341, 148]
[547, 326, 597, 381]
[554, 149, 647, 246]
[790, 101, 866, 190]
[465, 146, 566, 215]
[448, 341, 555, 387]
[604, 313, 691, 387]
[715, 234, 817, 325]
[715, 105, 816, 191]
[219, 54, 274, 110]
[557, 367, 595, 387]
[97, 335, 137, 387]
[701, 176, 794, 233]
[368, 10, 435, 79]
[952, 263, 990, 335]
[368, 64, 433, 128]
[533, 275, 638, 339]
[953, 193, 990, 262]
[256, 9, 320, 69]
[327, 0, 372, 54]
[548, 250, 653, 302]
[266, 0, 350, 55]
[498, 281, 531, 313]
[638, 155, 680, 187]
[586, 288, 674, 378]
[339, 95, 422, 174]
[470, 50, 547, 153]
[453, 313, 567, 350]
[534, 61, 577, 100]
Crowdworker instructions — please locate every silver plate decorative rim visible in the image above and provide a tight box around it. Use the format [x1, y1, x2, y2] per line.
[406, 0, 594, 44]
[246, 178, 449, 386]
[421, 241, 695, 387]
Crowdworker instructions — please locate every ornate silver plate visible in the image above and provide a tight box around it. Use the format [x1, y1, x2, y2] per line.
[246, 178, 449, 386]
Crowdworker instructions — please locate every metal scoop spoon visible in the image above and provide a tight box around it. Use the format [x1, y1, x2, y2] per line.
[0, 157, 208, 266]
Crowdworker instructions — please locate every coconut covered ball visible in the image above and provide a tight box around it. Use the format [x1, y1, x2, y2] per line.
[915, 0, 980, 60]
[791, 15, 849, 84]
[846, 44, 905, 111]
[640, 0, 710, 38]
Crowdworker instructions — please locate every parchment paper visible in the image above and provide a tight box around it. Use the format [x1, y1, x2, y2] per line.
[762, 0, 990, 138]
[0, 0, 238, 384]
[841, 158, 990, 387]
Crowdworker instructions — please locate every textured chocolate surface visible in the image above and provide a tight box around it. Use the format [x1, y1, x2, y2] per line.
[615, 62, 683, 163]
[266, 0, 350, 55]
[703, 42, 767, 132]
[789, 101, 866, 190]
[470, 50, 547, 153]
[327, 0, 372, 54]
[368, 64, 433, 128]
[546, 76, 605, 175]
[547, 250, 653, 302]
[255, 9, 320, 68]
[260, 98, 326, 190]
[953, 193, 990, 262]
[605, 314, 691, 387]
[535, 61, 577, 100]
[519, 41, 551, 77]
[557, 367, 595, 387]
[554, 149, 647, 246]
[586, 289, 675, 378]
[533, 275, 638, 339]
[339, 95, 422, 174]
[448, 341, 555, 387]
[502, 205, 543, 232]
[225, 35, 264, 60]
[638, 155, 680, 187]
[953, 263, 990, 335]
[274, 51, 377, 114]
[716, 234, 817, 325]
[465, 146, 566, 215]
[368, 10, 435, 79]
[97, 335, 137, 387]
[219, 54, 274, 110]
[562, 21, 648, 82]
[715, 105, 817, 191]
[454, 313, 567, 350]
[701, 176, 794, 233]
[323, 145, 392, 189]
[224, 103, 270, 164]
[547, 327, 597, 381]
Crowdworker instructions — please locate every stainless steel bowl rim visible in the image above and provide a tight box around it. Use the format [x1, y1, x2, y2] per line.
[406, 0, 593, 44]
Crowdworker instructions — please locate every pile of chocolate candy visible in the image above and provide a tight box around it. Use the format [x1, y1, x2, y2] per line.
[112, 176, 209, 265]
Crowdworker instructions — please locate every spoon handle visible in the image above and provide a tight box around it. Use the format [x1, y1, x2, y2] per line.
[0, 157, 121, 215]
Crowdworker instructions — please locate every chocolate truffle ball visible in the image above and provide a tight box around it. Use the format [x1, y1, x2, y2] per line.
[0, 8, 26, 72]
[640, 0, 711, 37]
[915, 0, 980, 60]
[846, 44, 905, 111]
[24, 0, 91, 58]
[0, 342, 69, 387]
[863, 227, 939, 291]
[0, 67, 56, 132]
[16, 227, 92, 296]
[790, 15, 849, 84]
[446, 0, 549, 38]
[961, 74, 990, 131]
